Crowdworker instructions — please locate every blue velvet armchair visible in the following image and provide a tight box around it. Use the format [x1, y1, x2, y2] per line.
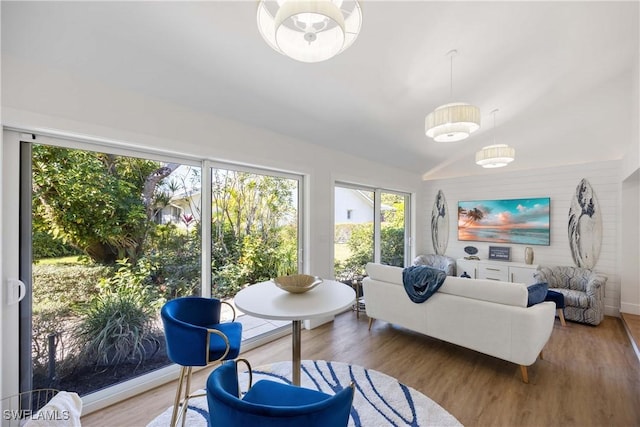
[207, 360, 355, 427]
[161, 297, 243, 427]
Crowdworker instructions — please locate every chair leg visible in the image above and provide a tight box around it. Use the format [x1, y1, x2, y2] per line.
[368, 318, 374, 331]
[520, 365, 529, 384]
[181, 366, 193, 427]
[558, 308, 567, 326]
[170, 366, 188, 427]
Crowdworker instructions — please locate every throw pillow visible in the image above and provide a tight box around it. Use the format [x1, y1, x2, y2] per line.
[527, 282, 549, 307]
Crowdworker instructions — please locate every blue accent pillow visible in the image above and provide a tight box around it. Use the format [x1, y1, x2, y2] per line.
[527, 282, 549, 307]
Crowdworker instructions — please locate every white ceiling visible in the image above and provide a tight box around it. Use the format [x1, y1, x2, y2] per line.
[2, 1, 638, 179]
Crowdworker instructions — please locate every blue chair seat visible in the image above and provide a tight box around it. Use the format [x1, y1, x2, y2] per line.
[243, 380, 331, 406]
[209, 322, 242, 361]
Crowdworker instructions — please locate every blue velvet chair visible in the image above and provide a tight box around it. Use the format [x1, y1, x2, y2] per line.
[207, 360, 355, 427]
[161, 297, 243, 427]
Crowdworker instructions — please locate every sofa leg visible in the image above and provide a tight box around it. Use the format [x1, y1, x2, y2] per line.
[368, 318, 374, 331]
[558, 309, 567, 326]
[539, 350, 543, 360]
[520, 365, 529, 384]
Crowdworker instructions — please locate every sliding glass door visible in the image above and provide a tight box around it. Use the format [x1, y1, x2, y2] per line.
[23, 141, 202, 397]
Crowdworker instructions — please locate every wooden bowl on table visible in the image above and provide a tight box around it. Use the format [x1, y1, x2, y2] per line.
[272, 274, 323, 293]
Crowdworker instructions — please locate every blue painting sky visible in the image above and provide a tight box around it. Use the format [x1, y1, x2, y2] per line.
[458, 198, 550, 228]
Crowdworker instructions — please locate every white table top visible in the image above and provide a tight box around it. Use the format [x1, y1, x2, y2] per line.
[234, 279, 355, 321]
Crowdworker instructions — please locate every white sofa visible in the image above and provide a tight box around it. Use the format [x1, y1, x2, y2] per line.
[363, 263, 556, 383]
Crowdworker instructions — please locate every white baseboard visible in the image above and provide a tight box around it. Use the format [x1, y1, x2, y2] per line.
[620, 302, 640, 315]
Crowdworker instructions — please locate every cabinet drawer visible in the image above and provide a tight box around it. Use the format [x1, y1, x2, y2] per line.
[478, 265, 509, 281]
[456, 260, 477, 278]
[509, 266, 537, 285]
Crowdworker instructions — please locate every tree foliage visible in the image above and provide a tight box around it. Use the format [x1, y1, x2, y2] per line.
[210, 170, 298, 296]
[32, 145, 178, 264]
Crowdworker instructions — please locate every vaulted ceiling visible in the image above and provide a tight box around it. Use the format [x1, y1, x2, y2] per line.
[2, 1, 638, 179]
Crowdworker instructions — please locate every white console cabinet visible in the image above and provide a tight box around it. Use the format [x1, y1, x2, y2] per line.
[456, 259, 538, 285]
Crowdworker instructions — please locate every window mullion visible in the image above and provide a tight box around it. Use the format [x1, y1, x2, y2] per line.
[201, 160, 213, 298]
[373, 190, 382, 263]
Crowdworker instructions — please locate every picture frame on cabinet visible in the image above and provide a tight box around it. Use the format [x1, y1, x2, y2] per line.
[488, 246, 511, 261]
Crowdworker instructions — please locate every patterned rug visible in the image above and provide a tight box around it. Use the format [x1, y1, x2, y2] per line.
[147, 360, 462, 427]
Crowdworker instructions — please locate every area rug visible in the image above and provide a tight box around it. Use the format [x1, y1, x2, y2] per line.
[147, 360, 462, 427]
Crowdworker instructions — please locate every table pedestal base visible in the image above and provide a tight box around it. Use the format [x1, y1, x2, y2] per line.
[292, 320, 301, 385]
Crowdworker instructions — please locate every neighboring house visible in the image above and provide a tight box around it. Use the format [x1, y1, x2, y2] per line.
[334, 188, 375, 224]
[334, 188, 394, 224]
[334, 187, 394, 243]
[154, 189, 201, 228]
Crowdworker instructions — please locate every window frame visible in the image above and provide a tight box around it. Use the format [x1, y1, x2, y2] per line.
[334, 181, 412, 268]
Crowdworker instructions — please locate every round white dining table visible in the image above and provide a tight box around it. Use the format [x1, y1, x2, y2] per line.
[233, 279, 355, 385]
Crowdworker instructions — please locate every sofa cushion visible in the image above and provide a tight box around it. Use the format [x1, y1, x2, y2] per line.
[551, 288, 592, 308]
[527, 282, 549, 307]
[366, 262, 403, 285]
[439, 276, 528, 307]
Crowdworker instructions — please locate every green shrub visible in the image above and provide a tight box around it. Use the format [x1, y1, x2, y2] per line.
[74, 260, 162, 367]
[145, 224, 201, 299]
[32, 230, 82, 260]
[33, 264, 112, 315]
[31, 263, 112, 386]
[334, 223, 405, 280]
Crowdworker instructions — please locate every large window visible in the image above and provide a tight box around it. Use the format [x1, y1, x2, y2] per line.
[19, 138, 303, 401]
[334, 184, 411, 281]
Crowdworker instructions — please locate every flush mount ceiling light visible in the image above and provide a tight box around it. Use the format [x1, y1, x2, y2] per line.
[475, 109, 515, 168]
[257, 0, 362, 63]
[425, 50, 480, 142]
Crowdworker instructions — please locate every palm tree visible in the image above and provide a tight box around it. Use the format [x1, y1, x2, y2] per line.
[462, 207, 485, 227]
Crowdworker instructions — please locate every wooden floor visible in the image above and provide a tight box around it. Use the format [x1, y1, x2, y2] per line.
[82, 312, 640, 427]
[621, 312, 640, 354]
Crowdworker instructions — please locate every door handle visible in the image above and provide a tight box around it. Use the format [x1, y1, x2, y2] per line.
[6, 279, 26, 305]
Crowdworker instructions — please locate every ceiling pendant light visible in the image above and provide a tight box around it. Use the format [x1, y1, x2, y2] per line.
[425, 50, 480, 142]
[257, 0, 362, 63]
[475, 109, 515, 168]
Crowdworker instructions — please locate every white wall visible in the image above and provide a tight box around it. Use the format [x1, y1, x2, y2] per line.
[621, 171, 640, 315]
[619, 49, 640, 315]
[421, 160, 622, 317]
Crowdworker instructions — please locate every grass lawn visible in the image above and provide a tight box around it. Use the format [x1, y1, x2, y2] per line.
[37, 255, 85, 265]
[334, 243, 352, 262]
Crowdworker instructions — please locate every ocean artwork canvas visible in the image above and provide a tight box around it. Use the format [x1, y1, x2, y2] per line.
[458, 198, 550, 246]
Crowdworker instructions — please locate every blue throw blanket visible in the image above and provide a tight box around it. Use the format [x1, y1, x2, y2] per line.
[402, 265, 447, 303]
